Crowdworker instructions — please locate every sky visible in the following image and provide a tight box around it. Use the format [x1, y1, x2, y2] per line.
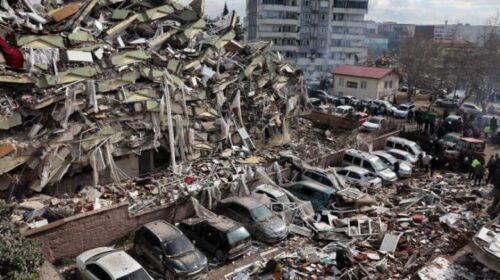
[177, 0, 499, 26]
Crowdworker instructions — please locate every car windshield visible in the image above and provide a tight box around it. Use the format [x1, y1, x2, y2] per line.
[163, 236, 195, 257]
[250, 205, 274, 222]
[372, 158, 387, 171]
[276, 194, 290, 203]
[368, 118, 382, 124]
[398, 105, 409, 111]
[410, 143, 423, 155]
[227, 227, 250, 245]
[117, 268, 151, 280]
[379, 154, 396, 165]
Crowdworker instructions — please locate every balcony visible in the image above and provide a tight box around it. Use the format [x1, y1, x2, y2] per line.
[257, 32, 300, 39]
[330, 46, 367, 53]
[272, 45, 299, 52]
[259, 18, 299, 25]
[330, 33, 365, 40]
[258, 5, 300, 12]
[331, 20, 367, 28]
[332, 8, 368, 15]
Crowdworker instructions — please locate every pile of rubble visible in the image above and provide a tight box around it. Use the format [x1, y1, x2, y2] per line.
[223, 171, 498, 279]
[0, 0, 307, 195]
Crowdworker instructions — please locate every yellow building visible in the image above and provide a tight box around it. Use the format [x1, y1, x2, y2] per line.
[332, 65, 399, 101]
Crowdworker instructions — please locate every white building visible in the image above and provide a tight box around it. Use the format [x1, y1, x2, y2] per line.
[246, 0, 370, 80]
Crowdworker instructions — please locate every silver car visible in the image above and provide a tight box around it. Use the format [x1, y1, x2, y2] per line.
[335, 166, 383, 188]
[386, 149, 418, 165]
[371, 150, 412, 178]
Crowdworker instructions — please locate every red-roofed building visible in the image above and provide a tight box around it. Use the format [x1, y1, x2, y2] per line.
[332, 65, 399, 101]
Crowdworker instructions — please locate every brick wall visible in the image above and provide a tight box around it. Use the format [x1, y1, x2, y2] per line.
[23, 202, 194, 261]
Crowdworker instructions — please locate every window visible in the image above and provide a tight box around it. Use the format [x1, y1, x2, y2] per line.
[346, 81, 358, 88]
[395, 143, 405, 150]
[86, 264, 111, 280]
[321, 14, 327, 21]
[344, 154, 354, 163]
[389, 81, 393, 88]
[348, 172, 361, 180]
[144, 230, 161, 248]
[362, 161, 373, 171]
[319, 0, 329, 7]
[353, 157, 362, 166]
[361, 80, 367, 89]
[337, 170, 348, 176]
[339, 78, 345, 87]
[386, 140, 395, 148]
[304, 0, 310, 6]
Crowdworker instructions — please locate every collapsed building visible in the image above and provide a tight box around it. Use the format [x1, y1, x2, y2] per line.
[0, 0, 307, 196]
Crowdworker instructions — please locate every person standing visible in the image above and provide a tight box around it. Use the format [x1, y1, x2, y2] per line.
[491, 117, 498, 137]
[487, 155, 498, 184]
[423, 153, 432, 172]
[484, 124, 492, 140]
[469, 158, 481, 180]
[474, 162, 485, 187]
[430, 156, 439, 177]
[394, 160, 401, 177]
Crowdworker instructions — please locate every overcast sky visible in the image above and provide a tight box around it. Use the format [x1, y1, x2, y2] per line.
[178, 0, 499, 25]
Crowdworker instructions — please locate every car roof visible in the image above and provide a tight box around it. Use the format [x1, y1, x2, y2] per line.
[444, 132, 461, 137]
[182, 215, 241, 233]
[254, 184, 286, 199]
[387, 137, 415, 145]
[288, 181, 335, 194]
[461, 137, 484, 143]
[143, 220, 182, 240]
[337, 105, 353, 109]
[372, 150, 394, 158]
[94, 250, 144, 279]
[446, 115, 461, 119]
[388, 149, 411, 156]
[345, 149, 379, 160]
[221, 196, 263, 210]
[339, 166, 370, 174]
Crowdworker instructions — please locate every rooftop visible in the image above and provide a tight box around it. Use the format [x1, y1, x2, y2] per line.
[332, 65, 394, 79]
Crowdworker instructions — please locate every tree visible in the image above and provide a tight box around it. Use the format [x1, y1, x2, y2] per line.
[0, 200, 44, 279]
[222, 1, 229, 16]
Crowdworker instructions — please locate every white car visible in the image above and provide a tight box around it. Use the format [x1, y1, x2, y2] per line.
[393, 104, 415, 118]
[386, 149, 418, 165]
[76, 247, 153, 280]
[371, 151, 413, 178]
[459, 103, 482, 115]
[333, 105, 355, 117]
[362, 117, 385, 132]
[335, 166, 383, 188]
[252, 184, 291, 204]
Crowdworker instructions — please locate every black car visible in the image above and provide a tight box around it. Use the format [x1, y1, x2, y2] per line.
[133, 220, 207, 280]
[179, 216, 251, 262]
[215, 197, 288, 243]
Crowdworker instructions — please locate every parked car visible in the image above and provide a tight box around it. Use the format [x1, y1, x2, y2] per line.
[333, 105, 355, 117]
[285, 181, 336, 211]
[385, 136, 424, 159]
[179, 216, 251, 262]
[298, 168, 345, 192]
[342, 149, 398, 185]
[215, 197, 287, 243]
[309, 90, 335, 104]
[386, 149, 418, 165]
[393, 103, 416, 118]
[76, 247, 153, 280]
[459, 103, 482, 115]
[371, 150, 412, 178]
[371, 100, 396, 114]
[435, 98, 461, 108]
[335, 166, 383, 188]
[133, 220, 207, 279]
[361, 116, 385, 132]
[252, 184, 291, 204]
[439, 133, 461, 149]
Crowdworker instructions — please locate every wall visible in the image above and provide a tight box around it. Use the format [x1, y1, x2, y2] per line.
[376, 73, 399, 101]
[23, 202, 194, 262]
[24, 130, 400, 261]
[334, 75, 378, 99]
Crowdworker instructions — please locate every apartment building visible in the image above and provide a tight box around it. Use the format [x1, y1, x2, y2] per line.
[246, 0, 370, 80]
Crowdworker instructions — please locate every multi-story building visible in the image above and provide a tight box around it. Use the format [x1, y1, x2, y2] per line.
[246, 0, 370, 80]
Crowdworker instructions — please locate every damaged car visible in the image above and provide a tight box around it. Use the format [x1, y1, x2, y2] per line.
[179, 216, 251, 262]
[76, 247, 153, 280]
[215, 197, 288, 243]
[133, 220, 207, 280]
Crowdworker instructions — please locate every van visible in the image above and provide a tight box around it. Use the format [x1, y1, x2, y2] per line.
[342, 149, 397, 185]
[333, 105, 354, 117]
[384, 137, 424, 158]
[286, 181, 336, 211]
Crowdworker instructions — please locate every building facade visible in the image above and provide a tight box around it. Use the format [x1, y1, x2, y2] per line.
[332, 65, 399, 100]
[246, 0, 370, 80]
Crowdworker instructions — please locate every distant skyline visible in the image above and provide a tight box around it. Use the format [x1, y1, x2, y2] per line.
[178, 0, 499, 26]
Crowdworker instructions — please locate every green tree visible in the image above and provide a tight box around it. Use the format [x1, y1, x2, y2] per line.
[0, 200, 44, 279]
